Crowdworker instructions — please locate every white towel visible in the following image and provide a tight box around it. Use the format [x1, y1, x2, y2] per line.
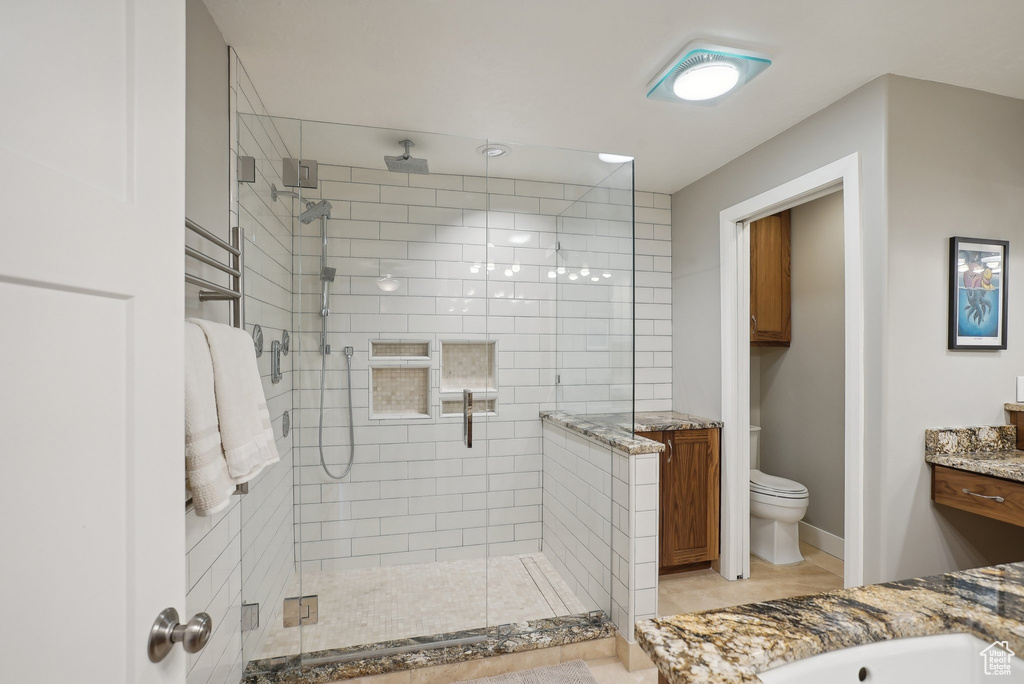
[189, 318, 280, 484]
[184, 321, 236, 516]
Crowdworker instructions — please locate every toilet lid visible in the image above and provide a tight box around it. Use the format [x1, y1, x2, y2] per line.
[750, 469, 808, 498]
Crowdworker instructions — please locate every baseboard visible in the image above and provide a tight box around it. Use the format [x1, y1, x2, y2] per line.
[798, 521, 844, 560]
[615, 631, 655, 672]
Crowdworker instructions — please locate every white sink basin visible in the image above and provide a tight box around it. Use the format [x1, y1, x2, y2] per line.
[758, 633, 1023, 683]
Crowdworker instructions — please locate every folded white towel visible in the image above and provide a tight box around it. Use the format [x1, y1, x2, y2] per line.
[189, 318, 280, 484]
[184, 321, 236, 516]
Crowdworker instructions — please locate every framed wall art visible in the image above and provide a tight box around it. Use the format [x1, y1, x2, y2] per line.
[949, 236, 1008, 350]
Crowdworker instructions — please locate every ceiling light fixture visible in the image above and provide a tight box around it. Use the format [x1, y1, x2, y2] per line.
[598, 153, 634, 164]
[673, 63, 739, 101]
[646, 40, 771, 105]
[477, 144, 510, 158]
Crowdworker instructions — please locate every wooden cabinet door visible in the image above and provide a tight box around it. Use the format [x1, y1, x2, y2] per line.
[661, 429, 721, 567]
[750, 210, 791, 346]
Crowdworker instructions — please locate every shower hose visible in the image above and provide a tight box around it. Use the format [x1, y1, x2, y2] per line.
[318, 349, 355, 480]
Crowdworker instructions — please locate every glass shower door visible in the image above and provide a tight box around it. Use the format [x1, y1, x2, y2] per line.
[289, 122, 496, 659]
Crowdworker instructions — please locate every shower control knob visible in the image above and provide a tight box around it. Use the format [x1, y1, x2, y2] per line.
[148, 608, 213, 662]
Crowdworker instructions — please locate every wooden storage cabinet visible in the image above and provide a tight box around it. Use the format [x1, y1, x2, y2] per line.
[750, 210, 791, 346]
[639, 428, 721, 571]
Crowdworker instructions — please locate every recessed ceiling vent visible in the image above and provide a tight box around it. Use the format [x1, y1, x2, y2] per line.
[646, 40, 771, 105]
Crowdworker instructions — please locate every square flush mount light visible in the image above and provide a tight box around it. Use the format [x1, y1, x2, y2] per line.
[646, 40, 771, 105]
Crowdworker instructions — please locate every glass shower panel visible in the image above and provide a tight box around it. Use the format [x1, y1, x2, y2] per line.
[293, 121, 493, 660]
[481, 143, 633, 635]
[555, 160, 635, 418]
[236, 114, 633, 677]
[231, 112, 304, 671]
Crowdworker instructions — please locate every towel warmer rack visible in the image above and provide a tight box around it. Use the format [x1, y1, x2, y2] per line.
[185, 217, 248, 511]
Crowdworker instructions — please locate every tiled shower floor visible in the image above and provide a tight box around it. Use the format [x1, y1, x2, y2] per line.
[256, 552, 586, 659]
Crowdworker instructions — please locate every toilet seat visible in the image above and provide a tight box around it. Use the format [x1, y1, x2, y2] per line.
[749, 469, 808, 499]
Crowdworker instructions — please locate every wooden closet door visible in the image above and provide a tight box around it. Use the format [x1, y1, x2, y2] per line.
[661, 429, 720, 566]
[750, 210, 791, 345]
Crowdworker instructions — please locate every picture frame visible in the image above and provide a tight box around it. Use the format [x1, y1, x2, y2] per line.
[948, 236, 1009, 350]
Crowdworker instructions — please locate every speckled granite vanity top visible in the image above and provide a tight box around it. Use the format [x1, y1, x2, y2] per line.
[925, 425, 1024, 483]
[636, 562, 1024, 684]
[540, 411, 723, 455]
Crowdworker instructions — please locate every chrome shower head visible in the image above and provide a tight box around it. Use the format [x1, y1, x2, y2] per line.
[384, 139, 429, 174]
[300, 199, 332, 224]
[320, 266, 336, 282]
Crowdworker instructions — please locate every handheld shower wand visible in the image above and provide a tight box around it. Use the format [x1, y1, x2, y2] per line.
[303, 198, 355, 481]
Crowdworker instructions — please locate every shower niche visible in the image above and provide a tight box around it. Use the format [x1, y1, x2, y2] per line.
[369, 365, 431, 420]
[439, 340, 498, 417]
[370, 340, 430, 362]
[368, 340, 432, 419]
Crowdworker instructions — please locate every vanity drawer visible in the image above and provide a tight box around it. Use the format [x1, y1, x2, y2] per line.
[932, 465, 1024, 528]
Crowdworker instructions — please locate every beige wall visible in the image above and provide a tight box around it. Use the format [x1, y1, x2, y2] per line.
[754, 191, 845, 539]
[673, 74, 1024, 584]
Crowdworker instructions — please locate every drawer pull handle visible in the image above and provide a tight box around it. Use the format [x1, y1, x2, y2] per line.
[961, 488, 1005, 503]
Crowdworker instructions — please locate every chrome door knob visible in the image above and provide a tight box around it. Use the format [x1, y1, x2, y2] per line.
[148, 607, 213, 662]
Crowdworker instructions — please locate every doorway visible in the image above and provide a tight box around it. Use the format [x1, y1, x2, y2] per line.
[718, 153, 864, 587]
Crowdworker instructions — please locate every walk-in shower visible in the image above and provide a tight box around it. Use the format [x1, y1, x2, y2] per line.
[235, 115, 638, 675]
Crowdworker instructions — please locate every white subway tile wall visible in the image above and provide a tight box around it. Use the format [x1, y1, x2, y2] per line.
[293, 161, 672, 580]
[540, 420, 659, 640]
[184, 50, 297, 684]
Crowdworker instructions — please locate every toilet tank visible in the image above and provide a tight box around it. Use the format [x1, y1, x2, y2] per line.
[750, 425, 761, 470]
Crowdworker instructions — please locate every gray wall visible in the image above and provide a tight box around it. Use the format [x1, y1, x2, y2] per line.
[185, 0, 230, 322]
[186, 0, 228, 237]
[881, 76, 1024, 579]
[755, 191, 845, 539]
[672, 74, 1024, 584]
[672, 76, 889, 581]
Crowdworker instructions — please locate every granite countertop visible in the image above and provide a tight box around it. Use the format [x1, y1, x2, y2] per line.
[924, 425, 1024, 483]
[636, 562, 1024, 684]
[539, 410, 723, 455]
[1006, 403, 1024, 412]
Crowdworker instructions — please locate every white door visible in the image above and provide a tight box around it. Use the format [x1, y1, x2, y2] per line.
[0, 2, 187, 683]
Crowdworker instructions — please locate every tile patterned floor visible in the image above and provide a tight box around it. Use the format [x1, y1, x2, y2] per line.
[657, 542, 845, 617]
[257, 553, 586, 659]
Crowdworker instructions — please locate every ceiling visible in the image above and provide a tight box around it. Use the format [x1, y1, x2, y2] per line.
[205, 0, 1024, 194]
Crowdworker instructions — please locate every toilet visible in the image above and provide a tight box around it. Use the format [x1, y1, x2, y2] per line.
[749, 426, 809, 564]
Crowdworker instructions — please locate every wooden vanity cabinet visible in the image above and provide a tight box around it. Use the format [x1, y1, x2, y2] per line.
[639, 429, 721, 572]
[750, 210, 791, 346]
[932, 465, 1024, 528]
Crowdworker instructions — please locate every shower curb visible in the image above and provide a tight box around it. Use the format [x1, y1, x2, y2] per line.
[241, 612, 614, 683]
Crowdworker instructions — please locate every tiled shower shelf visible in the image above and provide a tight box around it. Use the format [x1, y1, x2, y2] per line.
[369, 339, 430, 362]
[369, 365, 430, 420]
[440, 340, 498, 394]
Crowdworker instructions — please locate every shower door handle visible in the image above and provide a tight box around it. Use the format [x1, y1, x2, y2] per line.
[463, 389, 473, 448]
